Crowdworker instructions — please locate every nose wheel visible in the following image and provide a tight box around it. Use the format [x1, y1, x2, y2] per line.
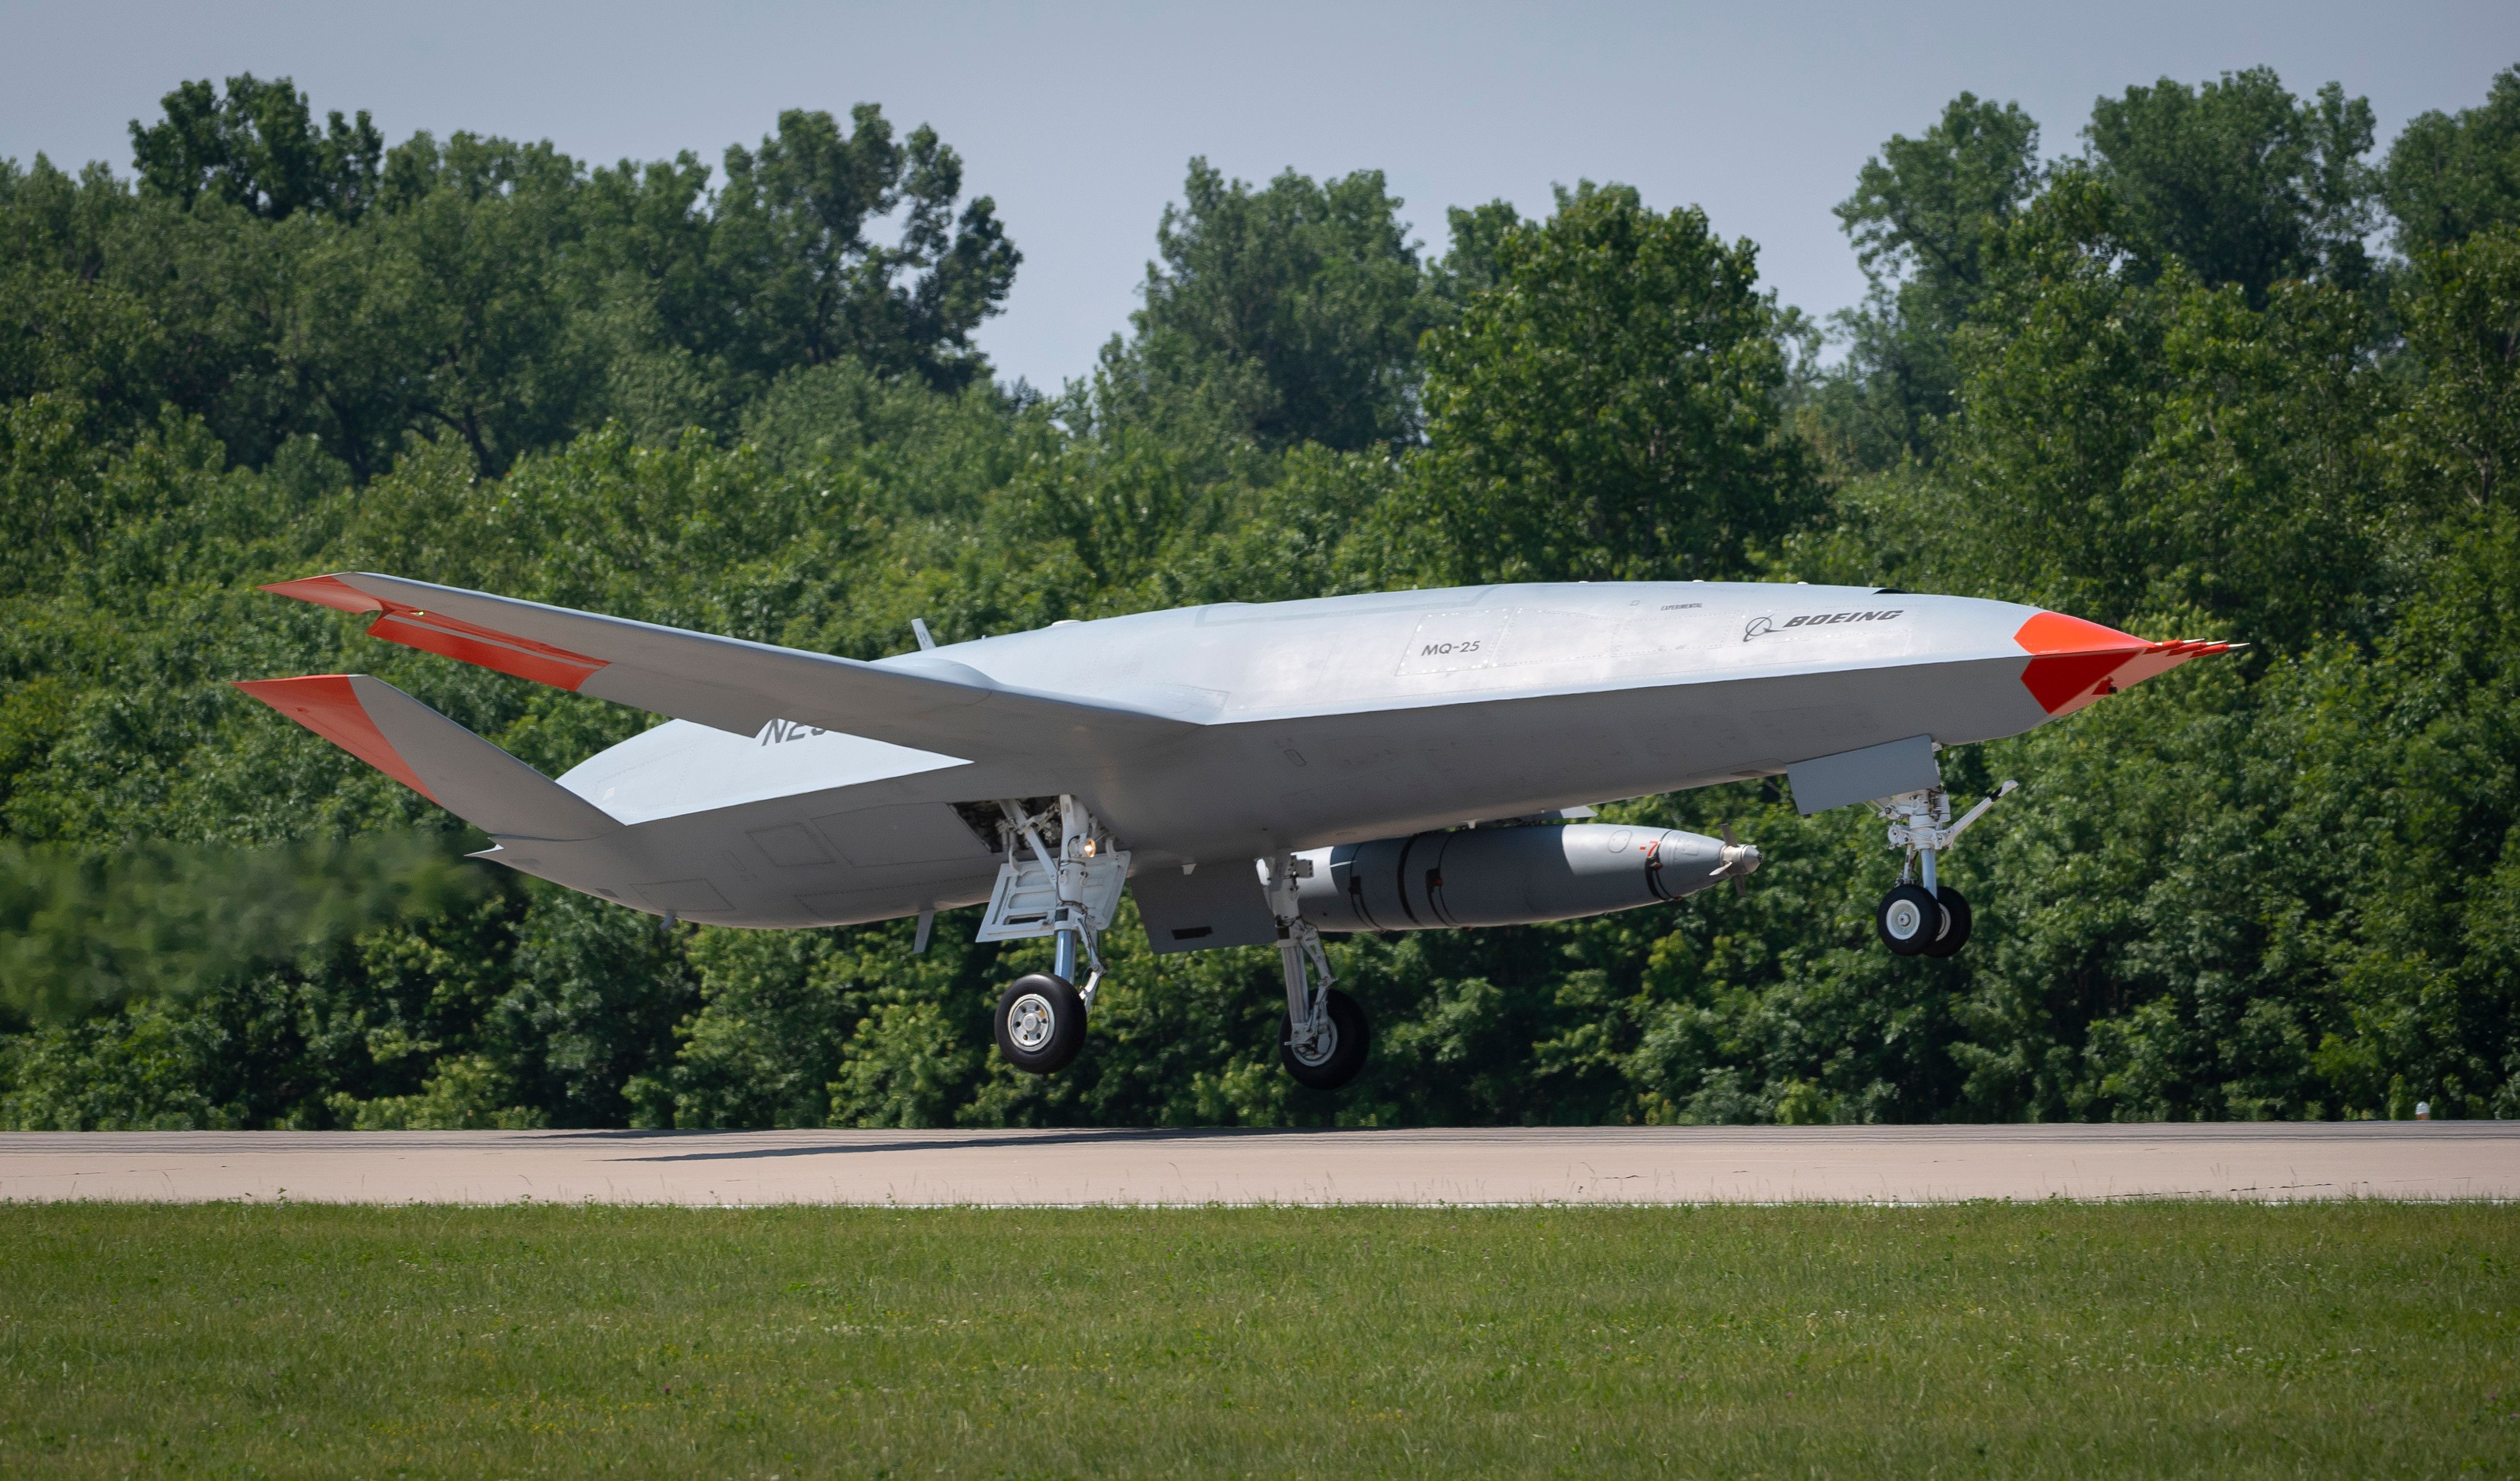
[1876, 884, 1971, 957]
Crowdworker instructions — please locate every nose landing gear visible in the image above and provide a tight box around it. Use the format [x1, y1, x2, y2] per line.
[1871, 781, 2014, 958]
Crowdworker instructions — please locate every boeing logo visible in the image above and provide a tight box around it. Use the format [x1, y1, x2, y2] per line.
[1743, 609, 1906, 642]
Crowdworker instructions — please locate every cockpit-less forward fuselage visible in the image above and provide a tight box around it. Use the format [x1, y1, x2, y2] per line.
[239, 574, 2230, 1088]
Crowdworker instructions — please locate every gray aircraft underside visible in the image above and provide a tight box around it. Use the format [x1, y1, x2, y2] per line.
[235, 572, 2226, 952]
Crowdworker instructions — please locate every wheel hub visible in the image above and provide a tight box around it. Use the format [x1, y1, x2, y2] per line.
[1007, 992, 1057, 1052]
[1288, 1018, 1339, 1067]
[1883, 897, 1925, 941]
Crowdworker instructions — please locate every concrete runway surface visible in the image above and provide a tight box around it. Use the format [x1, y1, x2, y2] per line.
[0, 1123, 2512, 1205]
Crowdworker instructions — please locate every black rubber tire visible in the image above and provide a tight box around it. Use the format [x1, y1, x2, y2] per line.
[1875, 883, 1942, 956]
[994, 972, 1086, 1074]
[1923, 886, 1973, 957]
[1279, 987, 1369, 1090]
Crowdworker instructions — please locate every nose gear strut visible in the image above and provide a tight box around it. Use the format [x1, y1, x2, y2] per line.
[1871, 780, 2016, 957]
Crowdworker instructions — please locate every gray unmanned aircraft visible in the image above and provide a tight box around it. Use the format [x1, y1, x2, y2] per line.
[238, 573, 2230, 1090]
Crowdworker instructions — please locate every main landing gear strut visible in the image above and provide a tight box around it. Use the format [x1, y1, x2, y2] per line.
[971, 806, 1371, 1090]
[979, 796, 1127, 1074]
[1871, 781, 2016, 958]
[1263, 852, 1369, 1091]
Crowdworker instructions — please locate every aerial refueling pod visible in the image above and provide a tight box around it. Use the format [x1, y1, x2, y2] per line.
[1290, 824, 1757, 933]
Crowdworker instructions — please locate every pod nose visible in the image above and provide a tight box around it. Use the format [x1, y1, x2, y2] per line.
[2014, 610, 2237, 717]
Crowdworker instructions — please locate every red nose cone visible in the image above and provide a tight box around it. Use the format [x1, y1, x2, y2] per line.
[2015, 610, 2144, 655]
[2013, 611, 2235, 716]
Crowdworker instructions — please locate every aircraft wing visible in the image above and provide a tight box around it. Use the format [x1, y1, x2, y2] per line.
[260, 573, 1193, 763]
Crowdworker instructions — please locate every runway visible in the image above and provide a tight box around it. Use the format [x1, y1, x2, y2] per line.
[0, 1123, 2512, 1205]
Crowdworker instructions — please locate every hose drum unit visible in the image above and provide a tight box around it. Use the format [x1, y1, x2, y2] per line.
[1290, 824, 1755, 933]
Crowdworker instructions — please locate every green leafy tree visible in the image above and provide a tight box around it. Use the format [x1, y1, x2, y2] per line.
[1399, 182, 1817, 584]
[129, 74, 383, 222]
[2396, 224, 2520, 512]
[2386, 66, 2520, 253]
[1926, 170, 2403, 650]
[1102, 160, 1439, 451]
[1824, 94, 2043, 468]
[1430, 200, 1523, 305]
[2084, 68, 2379, 302]
[711, 106, 1018, 394]
[2, 89, 1018, 482]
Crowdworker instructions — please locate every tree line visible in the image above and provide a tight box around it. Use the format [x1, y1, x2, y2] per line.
[1, 64, 2517, 1128]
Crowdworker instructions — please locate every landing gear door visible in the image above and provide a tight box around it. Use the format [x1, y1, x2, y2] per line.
[1785, 734, 1941, 816]
[976, 853, 1129, 942]
[1133, 862, 1279, 954]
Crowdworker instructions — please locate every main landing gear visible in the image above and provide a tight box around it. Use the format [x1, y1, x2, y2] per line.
[1264, 852, 1369, 1091]
[994, 972, 1087, 1073]
[978, 796, 1128, 1076]
[1871, 781, 2014, 958]
[971, 800, 1371, 1091]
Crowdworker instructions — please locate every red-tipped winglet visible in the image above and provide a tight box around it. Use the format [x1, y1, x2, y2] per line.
[233, 675, 436, 799]
[2014, 611, 2236, 717]
[261, 573, 608, 692]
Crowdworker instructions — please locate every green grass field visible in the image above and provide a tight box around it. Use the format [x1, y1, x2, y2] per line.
[0, 1202, 2512, 1478]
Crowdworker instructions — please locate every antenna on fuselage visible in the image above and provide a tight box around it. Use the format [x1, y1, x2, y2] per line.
[911, 617, 937, 652]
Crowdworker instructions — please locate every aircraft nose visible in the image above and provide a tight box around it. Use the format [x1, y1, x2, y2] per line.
[2012, 609, 2235, 717]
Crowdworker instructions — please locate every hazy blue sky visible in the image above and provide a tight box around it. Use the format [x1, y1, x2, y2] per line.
[5, 2, 2514, 390]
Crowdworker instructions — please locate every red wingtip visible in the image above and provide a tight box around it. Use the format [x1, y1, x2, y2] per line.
[233, 675, 436, 800]
[260, 574, 386, 614]
[366, 612, 606, 691]
[2014, 612, 2238, 716]
[258, 574, 607, 692]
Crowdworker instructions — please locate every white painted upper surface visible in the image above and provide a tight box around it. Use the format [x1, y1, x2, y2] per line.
[919, 581, 2041, 723]
[550, 580, 2050, 826]
[555, 719, 968, 825]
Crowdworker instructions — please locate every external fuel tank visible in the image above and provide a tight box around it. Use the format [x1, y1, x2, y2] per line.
[1291, 824, 1756, 933]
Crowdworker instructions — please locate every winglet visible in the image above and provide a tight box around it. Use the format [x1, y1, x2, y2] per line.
[235, 674, 436, 798]
[235, 673, 617, 839]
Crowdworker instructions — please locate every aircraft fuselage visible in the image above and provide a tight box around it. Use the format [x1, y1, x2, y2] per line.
[498, 580, 2088, 929]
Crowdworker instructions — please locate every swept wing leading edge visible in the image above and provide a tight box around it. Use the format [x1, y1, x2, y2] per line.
[261, 573, 1194, 763]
